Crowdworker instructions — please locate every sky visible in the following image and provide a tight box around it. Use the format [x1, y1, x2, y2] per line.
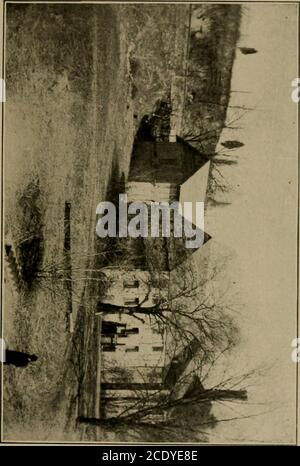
[185, 3, 298, 444]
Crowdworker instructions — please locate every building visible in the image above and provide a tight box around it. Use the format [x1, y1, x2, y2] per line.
[123, 138, 211, 272]
[100, 312, 167, 380]
[126, 140, 210, 205]
[83, 136, 213, 421]
[97, 309, 168, 419]
[90, 265, 170, 419]
[128, 140, 208, 184]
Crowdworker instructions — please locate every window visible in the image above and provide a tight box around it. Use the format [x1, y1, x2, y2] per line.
[102, 344, 116, 352]
[101, 335, 114, 345]
[124, 297, 139, 306]
[102, 321, 117, 335]
[125, 346, 139, 353]
[123, 280, 139, 289]
[152, 346, 163, 352]
[125, 328, 139, 335]
[118, 327, 139, 337]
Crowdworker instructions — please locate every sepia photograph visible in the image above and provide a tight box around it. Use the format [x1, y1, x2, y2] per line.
[0, 0, 299, 446]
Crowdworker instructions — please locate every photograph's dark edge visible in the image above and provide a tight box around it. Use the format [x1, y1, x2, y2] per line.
[1, 0, 5, 446]
[297, 0, 299, 448]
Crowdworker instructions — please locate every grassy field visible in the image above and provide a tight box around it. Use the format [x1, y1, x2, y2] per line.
[3, 3, 135, 441]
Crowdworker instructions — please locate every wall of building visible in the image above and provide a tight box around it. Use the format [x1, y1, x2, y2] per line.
[126, 181, 179, 203]
[128, 141, 196, 184]
[100, 311, 167, 380]
[100, 268, 169, 308]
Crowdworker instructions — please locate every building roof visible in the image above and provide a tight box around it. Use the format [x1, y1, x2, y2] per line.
[180, 159, 211, 227]
[128, 140, 208, 185]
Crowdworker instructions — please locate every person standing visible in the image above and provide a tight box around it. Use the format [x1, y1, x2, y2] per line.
[3, 349, 38, 367]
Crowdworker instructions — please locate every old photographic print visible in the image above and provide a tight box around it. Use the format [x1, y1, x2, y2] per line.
[0, 0, 299, 446]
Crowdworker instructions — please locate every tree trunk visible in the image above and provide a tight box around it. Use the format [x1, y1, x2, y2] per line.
[97, 302, 160, 315]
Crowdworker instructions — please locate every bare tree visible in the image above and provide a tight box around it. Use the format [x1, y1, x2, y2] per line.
[77, 347, 254, 442]
[78, 250, 247, 442]
[97, 252, 237, 357]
